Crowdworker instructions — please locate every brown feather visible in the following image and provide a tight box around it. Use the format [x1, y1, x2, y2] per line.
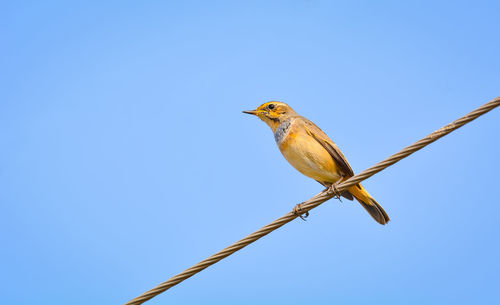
[303, 119, 354, 177]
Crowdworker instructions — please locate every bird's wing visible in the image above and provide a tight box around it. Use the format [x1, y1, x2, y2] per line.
[303, 118, 355, 177]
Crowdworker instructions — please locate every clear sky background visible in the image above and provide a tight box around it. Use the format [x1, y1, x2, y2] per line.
[2, 1, 499, 305]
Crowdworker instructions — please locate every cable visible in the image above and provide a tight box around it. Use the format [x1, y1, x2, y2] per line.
[125, 97, 500, 305]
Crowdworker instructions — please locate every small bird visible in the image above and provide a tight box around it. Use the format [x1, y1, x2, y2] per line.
[243, 102, 390, 225]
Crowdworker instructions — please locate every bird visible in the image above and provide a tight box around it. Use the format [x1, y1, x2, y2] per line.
[243, 101, 390, 225]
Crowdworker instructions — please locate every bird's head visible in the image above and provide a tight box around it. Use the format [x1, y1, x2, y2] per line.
[243, 101, 297, 131]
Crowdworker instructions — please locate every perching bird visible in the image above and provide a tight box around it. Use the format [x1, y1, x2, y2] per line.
[243, 102, 390, 225]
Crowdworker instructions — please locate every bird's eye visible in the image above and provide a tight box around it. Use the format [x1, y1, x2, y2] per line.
[268, 104, 275, 110]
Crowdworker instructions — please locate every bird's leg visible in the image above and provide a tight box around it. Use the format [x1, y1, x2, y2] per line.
[329, 175, 345, 202]
[293, 202, 309, 221]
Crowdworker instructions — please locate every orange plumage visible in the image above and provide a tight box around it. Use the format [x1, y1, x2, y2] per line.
[243, 101, 390, 225]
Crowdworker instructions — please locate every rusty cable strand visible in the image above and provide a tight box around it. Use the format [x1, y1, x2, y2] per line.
[125, 97, 500, 305]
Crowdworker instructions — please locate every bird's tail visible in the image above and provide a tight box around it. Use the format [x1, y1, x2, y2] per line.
[348, 184, 390, 225]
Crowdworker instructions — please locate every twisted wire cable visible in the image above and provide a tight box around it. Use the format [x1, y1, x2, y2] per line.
[125, 97, 500, 305]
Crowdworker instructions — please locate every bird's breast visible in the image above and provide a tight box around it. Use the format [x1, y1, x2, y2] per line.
[277, 121, 340, 183]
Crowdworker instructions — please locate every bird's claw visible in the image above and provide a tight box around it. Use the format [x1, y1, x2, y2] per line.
[293, 203, 309, 221]
[329, 183, 343, 202]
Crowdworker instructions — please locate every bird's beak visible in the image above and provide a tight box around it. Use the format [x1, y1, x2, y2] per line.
[242, 110, 258, 116]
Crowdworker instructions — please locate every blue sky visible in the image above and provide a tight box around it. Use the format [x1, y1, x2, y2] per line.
[1, 1, 499, 304]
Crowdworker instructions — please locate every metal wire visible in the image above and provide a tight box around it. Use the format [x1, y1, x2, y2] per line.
[125, 97, 500, 305]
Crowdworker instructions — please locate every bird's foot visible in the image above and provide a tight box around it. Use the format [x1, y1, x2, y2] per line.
[293, 203, 309, 221]
[328, 182, 343, 202]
